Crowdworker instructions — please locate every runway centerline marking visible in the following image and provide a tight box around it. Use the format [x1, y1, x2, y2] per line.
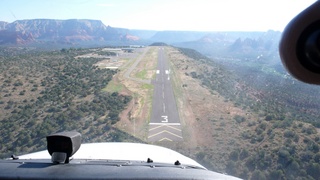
[163, 103, 166, 113]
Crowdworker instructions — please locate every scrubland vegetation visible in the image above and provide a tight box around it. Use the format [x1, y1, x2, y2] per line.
[1, 44, 320, 179]
[0, 47, 140, 158]
[178, 47, 320, 180]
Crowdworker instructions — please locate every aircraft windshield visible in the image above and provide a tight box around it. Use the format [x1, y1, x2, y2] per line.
[0, 0, 319, 179]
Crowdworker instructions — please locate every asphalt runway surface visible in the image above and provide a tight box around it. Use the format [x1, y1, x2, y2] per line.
[148, 47, 183, 142]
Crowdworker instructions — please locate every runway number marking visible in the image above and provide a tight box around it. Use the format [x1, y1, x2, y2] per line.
[161, 115, 168, 123]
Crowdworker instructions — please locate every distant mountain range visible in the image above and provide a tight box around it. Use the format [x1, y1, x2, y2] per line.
[0, 19, 212, 46]
[0, 19, 143, 45]
[173, 31, 282, 58]
[0, 19, 282, 57]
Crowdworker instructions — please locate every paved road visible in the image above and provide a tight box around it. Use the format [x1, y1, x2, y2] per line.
[148, 47, 183, 142]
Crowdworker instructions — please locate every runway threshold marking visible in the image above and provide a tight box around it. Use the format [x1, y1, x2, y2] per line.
[165, 125, 182, 131]
[159, 138, 173, 142]
[148, 124, 182, 132]
[148, 130, 183, 139]
[149, 125, 165, 131]
[149, 123, 181, 125]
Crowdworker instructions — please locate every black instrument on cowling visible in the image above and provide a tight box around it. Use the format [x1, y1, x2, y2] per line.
[46, 131, 81, 163]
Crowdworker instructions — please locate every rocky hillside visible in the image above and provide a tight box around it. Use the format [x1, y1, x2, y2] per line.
[0, 19, 139, 45]
[174, 30, 282, 58]
[0, 19, 282, 49]
[0, 21, 8, 30]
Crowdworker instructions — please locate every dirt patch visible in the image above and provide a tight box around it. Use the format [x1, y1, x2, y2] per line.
[114, 47, 158, 140]
[115, 75, 149, 139]
[132, 47, 158, 79]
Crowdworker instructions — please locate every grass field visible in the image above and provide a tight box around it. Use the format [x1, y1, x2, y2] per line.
[102, 78, 123, 93]
[135, 69, 147, 79]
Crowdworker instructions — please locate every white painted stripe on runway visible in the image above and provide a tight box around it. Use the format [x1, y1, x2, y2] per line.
[149, 125, 165, 131]
[163, 103, 166, 113]
[159, 137, 173, 142]
[166, 125, 182, 132]
[165, 70, 169, 74]
[149, 123, 181, 125]
[148, 130, 183, 139]
[148, 124, 182, 132]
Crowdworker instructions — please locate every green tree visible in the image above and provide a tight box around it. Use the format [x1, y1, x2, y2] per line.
[229, 150, 239, 161]
[314, 152, 320, 163]
[240, 149, 249, 160]
[251, 170, 266, 180]
[307, 163, 320, 179]
[268, 170, 284, 180]
[226, 161, 237, 176]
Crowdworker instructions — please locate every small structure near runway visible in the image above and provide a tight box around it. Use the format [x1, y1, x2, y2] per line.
[122, 48, 134, 53]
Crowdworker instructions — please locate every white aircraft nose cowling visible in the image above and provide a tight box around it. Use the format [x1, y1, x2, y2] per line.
[18, 142, 205, 169]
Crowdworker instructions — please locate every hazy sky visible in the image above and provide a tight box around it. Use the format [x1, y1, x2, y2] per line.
[0, 0, 317, 31]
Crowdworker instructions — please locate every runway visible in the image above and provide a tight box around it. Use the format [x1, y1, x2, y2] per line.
[148, 47, 183, 142]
